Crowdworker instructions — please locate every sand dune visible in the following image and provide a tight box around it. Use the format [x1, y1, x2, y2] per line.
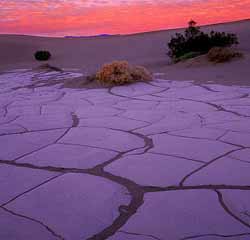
[0, 19, 250, 85]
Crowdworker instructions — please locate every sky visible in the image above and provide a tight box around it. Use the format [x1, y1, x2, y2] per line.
[0, 0, 250, 37]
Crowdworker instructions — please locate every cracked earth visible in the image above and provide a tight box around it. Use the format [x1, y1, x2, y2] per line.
[0, 68, 250, 240]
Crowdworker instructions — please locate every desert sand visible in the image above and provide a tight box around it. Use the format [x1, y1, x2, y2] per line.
[0, 19, 250, 85]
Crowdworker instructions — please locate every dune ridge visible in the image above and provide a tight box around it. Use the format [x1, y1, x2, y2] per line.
[1, 19, 250, 85]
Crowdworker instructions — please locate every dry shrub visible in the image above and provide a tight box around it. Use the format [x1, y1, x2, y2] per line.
[95, 61, 152, 85]
[130, 66, 153, 81]
[207, 47, 243, 63]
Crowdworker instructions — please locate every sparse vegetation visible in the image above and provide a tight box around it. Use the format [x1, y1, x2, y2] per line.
[95, 61, 152, 86]
[175, 51, 202, 62]
[34, 50, 51, 61]
[207, 47, 243, 63]
[130, 65, 153, 82]
[168, 20, 239, 62]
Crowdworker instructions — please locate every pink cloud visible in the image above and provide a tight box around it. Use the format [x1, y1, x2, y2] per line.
[0, 0, 249, 36]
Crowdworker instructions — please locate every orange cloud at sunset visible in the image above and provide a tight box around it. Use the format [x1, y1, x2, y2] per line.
[0, 0, 249, 36]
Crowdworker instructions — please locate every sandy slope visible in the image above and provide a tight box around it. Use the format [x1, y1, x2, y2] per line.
[0, 19, 250, 85]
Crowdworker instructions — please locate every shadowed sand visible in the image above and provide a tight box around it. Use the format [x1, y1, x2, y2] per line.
[0, 19, 250, 85]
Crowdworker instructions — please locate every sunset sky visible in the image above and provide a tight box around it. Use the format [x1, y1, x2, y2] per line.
[0, 0, 250, 37]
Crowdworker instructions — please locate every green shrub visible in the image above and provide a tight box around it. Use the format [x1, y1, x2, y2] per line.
[168, 20, 239, 61]
[34, 50, 51, 61]
[209, 31, 238, 47]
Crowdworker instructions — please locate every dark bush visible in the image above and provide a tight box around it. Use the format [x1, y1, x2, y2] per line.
[168, 20, 239, 62]
[209, 31, 238, 47]
[34, 50, 51, 61]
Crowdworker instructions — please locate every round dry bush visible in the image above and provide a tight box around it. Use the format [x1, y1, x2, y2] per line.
[207, 47, 242, 63]
[95, 61, 152, 86]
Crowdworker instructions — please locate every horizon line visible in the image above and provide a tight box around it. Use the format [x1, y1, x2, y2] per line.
[1, 18, 249, 39]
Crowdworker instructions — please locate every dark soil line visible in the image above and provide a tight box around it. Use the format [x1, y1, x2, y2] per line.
[1, 206, 65, 240]
[215, 190, 250, 228]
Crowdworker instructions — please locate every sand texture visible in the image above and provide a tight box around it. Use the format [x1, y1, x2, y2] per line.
[1, 19, 250, 85]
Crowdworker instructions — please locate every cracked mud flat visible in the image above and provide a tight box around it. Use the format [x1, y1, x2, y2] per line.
[0, 68, 250, 240]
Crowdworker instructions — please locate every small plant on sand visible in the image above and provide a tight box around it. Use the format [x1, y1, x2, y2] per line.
[207, 47, 243, 63]
[34, 50, 51, 61]
[95, 61, 152, 86]
[168, 20, 239, 62]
